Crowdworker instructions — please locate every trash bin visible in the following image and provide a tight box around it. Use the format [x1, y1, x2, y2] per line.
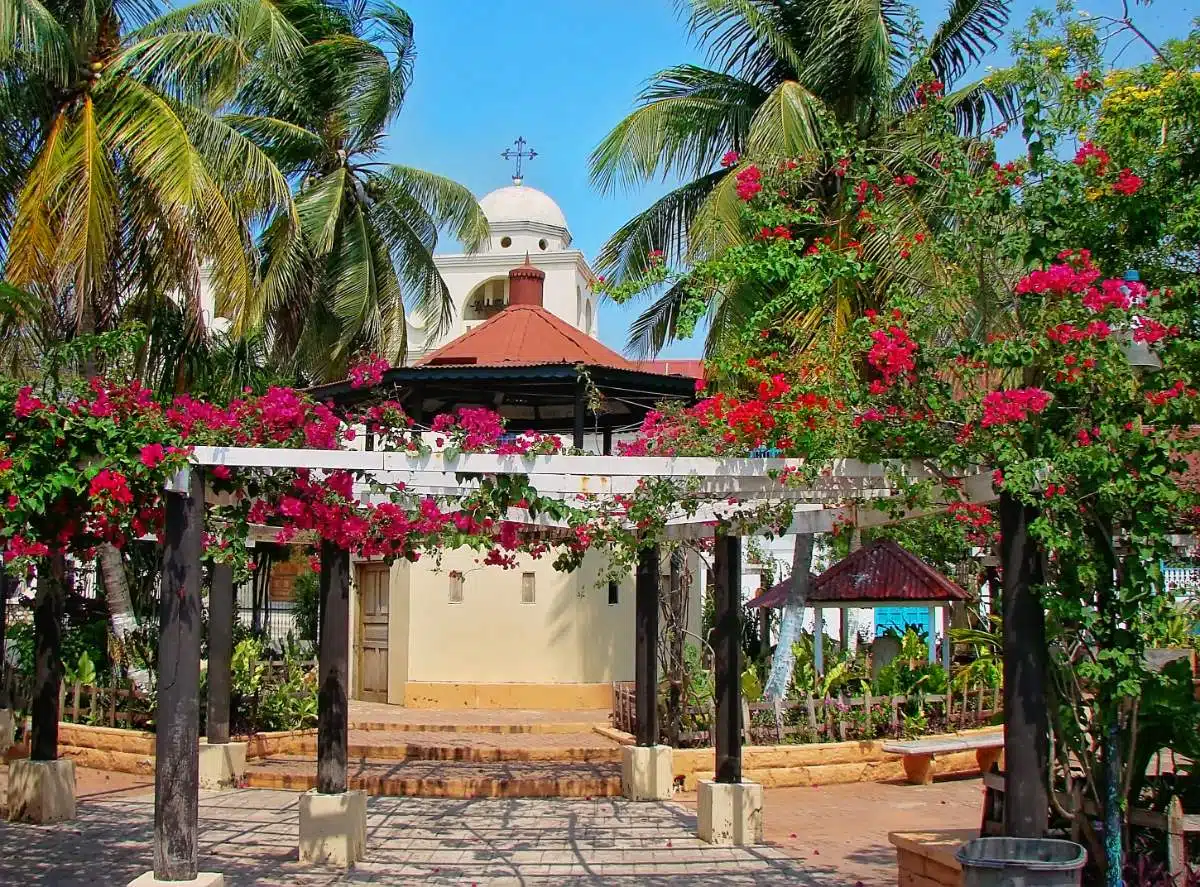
[955, 837, 1086, 887]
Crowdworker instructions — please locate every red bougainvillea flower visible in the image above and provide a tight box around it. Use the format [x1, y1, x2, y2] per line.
[349, 354, 390, 389]
[1113, 168, 1143, 196]
[980, 388, 1052, 427]
[14, 386, 44, 418]
[735, 165, 762, 200]
[866, 323, 918, 384]
[140, 444, 166, 469]
[1073, 141, 1110, 174]
[720, 150, 739, 167]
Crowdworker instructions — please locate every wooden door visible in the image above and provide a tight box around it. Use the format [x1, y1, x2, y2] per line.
[356, 563, 389, 702]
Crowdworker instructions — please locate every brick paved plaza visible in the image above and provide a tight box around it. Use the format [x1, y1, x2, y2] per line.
[0, 787, 819, 885]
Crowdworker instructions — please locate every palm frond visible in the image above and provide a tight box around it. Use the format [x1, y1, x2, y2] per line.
[745, 79, 827, 160]
[588, 65, 766, 194]
[297, 166, 347, 256]
[363, 174, 454, 337]
[594, 169, 729, 281]
[924, 0, 1009, 84]
[0, 0, 72, 85]
[52, 97, 118, 322]
[370, 164, 489, 252]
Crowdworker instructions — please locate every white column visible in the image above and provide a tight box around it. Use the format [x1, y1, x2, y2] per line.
[813, 608, 824, 675]
[941, 604, 952, 674]
[927, 605, 938, 664]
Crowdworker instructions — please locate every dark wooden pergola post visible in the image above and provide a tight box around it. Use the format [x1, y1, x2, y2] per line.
[206, 562, 234, 746]
[31, 554, 67, 761]
[998, 491, 1049, 837]
[713, 533, 742, 783]
[154, 468, 206, 881]
[317, 541, 350, 795]
[634, 544, 659, 747]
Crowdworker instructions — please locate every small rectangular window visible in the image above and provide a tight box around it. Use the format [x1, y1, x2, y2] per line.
[521, 572, 536, 604]
[607, 580, 619, 605]
[448, 573, 464, 604]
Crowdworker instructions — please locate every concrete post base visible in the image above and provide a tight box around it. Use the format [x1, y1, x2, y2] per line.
[298, 789, 367, 866]
[128, 872, 225, 887]
[7, 758, 76, 823]
[0, 708, 13, 758]
[198, 740, 247, 790]
[621, 744, 673, 800]
[696, 778, 763, 846]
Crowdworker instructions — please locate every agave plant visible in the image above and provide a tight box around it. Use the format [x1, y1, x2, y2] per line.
[590, 0, 1016, 354]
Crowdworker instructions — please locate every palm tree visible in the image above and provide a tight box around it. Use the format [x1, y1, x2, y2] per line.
[226, 0, 489, 380]
[0, 0, 300, 344]
[590, 0, 1015, 354]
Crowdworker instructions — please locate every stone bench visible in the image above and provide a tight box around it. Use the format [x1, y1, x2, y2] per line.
[883, 733, 1003, 785]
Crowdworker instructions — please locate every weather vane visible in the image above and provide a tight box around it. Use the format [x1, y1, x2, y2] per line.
[501, 136, 537, 185]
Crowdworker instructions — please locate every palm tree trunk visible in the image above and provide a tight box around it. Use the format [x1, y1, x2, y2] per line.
[763, 533, 815, 700]
[97, 543, 151, 690]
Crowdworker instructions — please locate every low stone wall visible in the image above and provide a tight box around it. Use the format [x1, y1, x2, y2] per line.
[243, 728, 318, 759]
[50, 723, 318, 773]
[667, 727, 1002, 790]
[57, 723, 156, 775]
[890, 829, 972, 887]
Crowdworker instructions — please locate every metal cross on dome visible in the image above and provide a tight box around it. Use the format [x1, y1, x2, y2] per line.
[501, 136, 537, 185]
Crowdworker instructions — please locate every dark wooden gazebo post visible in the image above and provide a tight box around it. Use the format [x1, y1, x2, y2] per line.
[144, 467, 221, 885]
[8, 553, 75, 824]
[634, 544, 659, 747]
[298, 540, 366, 866]
[698, 532, 762, 845]
[621, 542, 672, 801]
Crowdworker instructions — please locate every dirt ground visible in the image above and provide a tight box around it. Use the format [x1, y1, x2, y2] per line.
[0, 763, 153, 817]
[677, 775, 985, 887]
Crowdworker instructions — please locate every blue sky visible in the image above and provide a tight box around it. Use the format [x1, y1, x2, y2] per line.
[394, 0, 1198, 359]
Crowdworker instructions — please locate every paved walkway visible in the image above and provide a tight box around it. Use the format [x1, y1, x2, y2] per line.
[0, 788, 819, 885]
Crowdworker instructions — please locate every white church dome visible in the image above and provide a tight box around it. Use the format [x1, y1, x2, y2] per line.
[479, 184, 569, 232]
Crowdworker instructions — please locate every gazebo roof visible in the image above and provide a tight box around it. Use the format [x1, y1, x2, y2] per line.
[748, 539, 969, 608]
[746, 575, 819, 609]
[419, 303, 635, 370]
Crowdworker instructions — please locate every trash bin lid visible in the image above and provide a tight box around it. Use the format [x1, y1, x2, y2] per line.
[955, 837, 1086, 871]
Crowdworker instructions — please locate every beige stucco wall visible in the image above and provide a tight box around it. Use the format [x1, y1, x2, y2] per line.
[347, 547, 704, 707]
[402, 548, 634, 685]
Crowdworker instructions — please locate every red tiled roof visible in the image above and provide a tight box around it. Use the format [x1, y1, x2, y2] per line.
[747, 540, 969, 607]
[417, 304, 636, 370]
[747, 575, 819, 609]
[630, 359, 705, 379]
[809, 539, 969, 604]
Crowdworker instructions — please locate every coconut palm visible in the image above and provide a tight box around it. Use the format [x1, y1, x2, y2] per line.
[590, 0, 1015, 354]
[0, 0, 300, 343]
[226, 0, 489, 380]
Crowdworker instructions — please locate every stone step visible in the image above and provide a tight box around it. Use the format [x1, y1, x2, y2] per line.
[349, 719, 606, 735]
[279, 729, 621, 764]
[245, 756, 622, 799]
